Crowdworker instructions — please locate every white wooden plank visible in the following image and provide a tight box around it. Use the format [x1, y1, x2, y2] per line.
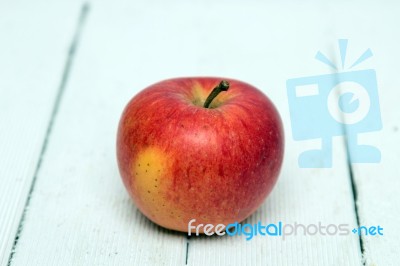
[10, 1, 193, 265]
[0, 1, 83, 265]
[327, 2, 400, 265]
[11, 1, 362, 265]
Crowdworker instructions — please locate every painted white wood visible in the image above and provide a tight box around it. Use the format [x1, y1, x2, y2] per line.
[10, 2, 192, 265]
[328, 2, 400, 265]
[0, 1, 83, 265]
[10, 1, 363, 265]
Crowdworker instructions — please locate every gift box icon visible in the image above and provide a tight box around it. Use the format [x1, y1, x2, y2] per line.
[286, 40, 382, 168]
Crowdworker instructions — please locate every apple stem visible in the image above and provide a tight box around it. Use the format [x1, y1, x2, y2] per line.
[203, 80, 230, 108]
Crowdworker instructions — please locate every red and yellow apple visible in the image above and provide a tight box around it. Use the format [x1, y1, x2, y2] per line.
[116, 77, 284, 232]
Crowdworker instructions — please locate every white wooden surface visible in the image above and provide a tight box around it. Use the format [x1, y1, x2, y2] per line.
[0, 1, 398, 265]
[328, 2, 400, 265]
[0, 1, 82, 265]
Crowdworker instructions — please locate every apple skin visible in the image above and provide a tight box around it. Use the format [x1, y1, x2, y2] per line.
[116, 77, 284, 233]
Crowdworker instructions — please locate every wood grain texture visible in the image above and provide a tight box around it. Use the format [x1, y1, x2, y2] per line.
[0, 1, 82, 265]
[9, 1, 364, 265]
[327, 2, 400, 265]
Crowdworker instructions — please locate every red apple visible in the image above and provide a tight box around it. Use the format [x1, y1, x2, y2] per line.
[117, 77, 284, 232]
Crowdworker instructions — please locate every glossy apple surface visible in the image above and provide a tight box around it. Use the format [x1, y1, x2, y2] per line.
[117, 77, 284, 232]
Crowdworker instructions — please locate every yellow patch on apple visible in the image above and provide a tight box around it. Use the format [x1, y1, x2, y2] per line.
[132, 147, 184, 224]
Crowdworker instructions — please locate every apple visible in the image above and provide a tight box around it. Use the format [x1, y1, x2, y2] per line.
[116, 77, 284, 233]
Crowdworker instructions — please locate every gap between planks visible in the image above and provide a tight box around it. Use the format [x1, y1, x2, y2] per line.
[7, 3, 90, 265]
